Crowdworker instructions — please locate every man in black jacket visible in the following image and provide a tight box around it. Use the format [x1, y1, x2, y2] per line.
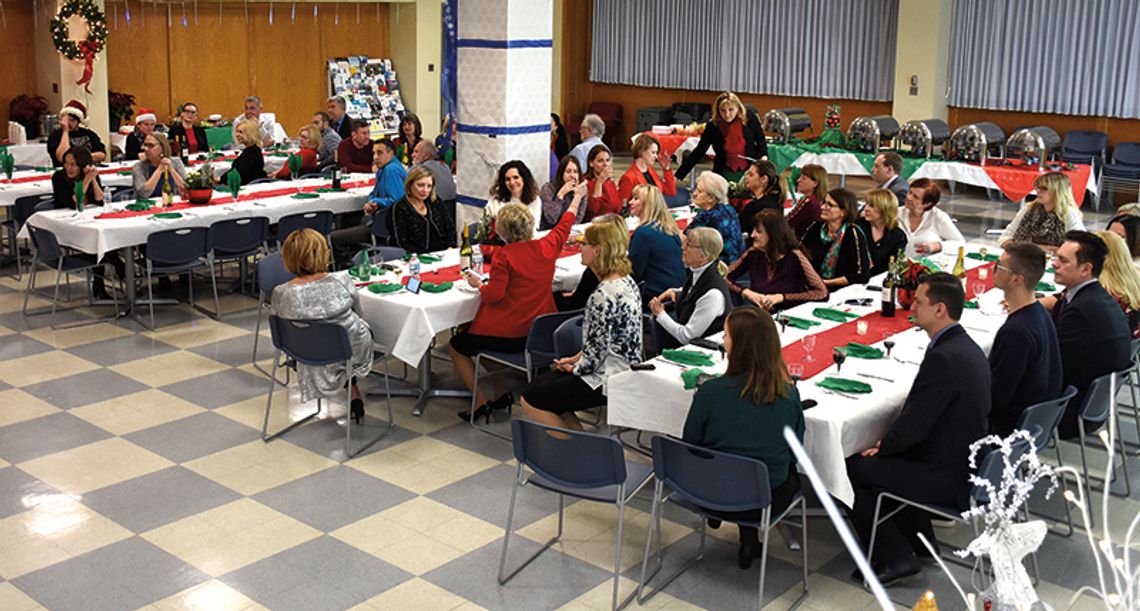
[845, 272, 991, 586]
[1049, 231, 1132, 439]
[871, 151, 909, 206]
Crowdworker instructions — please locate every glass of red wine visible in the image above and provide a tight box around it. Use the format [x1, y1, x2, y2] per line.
[883, 340, 896, 359]
[833, 348, 847, 373]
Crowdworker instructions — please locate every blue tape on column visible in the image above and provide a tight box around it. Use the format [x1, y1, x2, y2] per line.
[456, 38, 553, 49]
[457, 123, 550, 135]
[457, 194, 489, 207]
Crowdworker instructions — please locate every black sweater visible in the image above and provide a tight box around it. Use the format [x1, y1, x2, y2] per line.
[988, 302, 1063, 436]
[856, 219, 908, 277]
[675, 112, 769, 180]
[801, 222, 872, 286]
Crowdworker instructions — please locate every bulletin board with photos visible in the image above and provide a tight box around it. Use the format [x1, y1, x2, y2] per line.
[327, 56, 405, 138]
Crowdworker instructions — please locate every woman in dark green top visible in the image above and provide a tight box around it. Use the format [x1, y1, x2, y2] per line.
[682, 307, 804, 569]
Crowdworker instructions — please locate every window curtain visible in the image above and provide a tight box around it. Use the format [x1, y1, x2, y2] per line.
[589, 0, 899, 101]
[948, 0, 1140, 118]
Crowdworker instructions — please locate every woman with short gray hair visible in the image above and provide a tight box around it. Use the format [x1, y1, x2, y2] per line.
[686, 172, 744, 264]
[648, 227, 732, 349]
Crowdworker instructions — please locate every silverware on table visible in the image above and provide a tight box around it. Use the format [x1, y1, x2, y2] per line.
[821, 388, 859, 400]
[857, 371, 895, 383]
[892, 356, 922, 366]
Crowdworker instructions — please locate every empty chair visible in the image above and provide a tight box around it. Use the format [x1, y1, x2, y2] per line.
[1061, 130, 1109, 169]
[277, 210, 334, 243]
[22, 224, 120, 328]
[142, 226, 219, 328]
[208, 216, 269, 310]
[1102, 143, 1140, 206]
[1067, 365, 1134, 503]
[109, 187, 137, 203]
[1016, 386, 1078, 535]
[2, 194, 53, 280]
[251, 252, 295, 382]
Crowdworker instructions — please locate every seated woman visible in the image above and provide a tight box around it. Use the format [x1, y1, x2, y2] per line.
[167, 101, 209, 159]
[584, 145, 622, 220]
[538, 155, 587, 230]
[273, 125, 320, 180]
[899, 178, 963, 257]
[53, 146, 121, 299]
[857, 188, 908, 277]
[1095, 230, 1140, 338]
[618, 134, 677, 205]
[393, 112, 423, 167]
[1108, 213, 1140, 270]
[786, 164, 827, 240]
[999, 172, 1085, 251]
[553, 214, 629, 312]
[486, 160, 542, 228]
[132, 133, 188, 198]
[739, 159, 785, 235]
[727, 209, 827, 310]
[222, 120, 267, 186]
[801, 188, 872, 289]
[272, 229, 373, 423]
[124, 108, 157, 160]
[449, 198, 582, 422]
[688, 172, 744, 264]
[674, 91, 768, 183]
[682, 307, 804, 569]
[629, 184, 686, 300]
[388, 167, 456, 254]
[648, 227, 731, 349]
[521, 220, 643, 430]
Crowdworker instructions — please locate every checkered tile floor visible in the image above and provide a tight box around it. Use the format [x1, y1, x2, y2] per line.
[0, 172, 1135, 610]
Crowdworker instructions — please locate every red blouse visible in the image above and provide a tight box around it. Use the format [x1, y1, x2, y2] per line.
[585, 178, 621, 220]
[618, 164, 677, 203]
[274, 148, 318, 179]
[721, 120, 748, 171]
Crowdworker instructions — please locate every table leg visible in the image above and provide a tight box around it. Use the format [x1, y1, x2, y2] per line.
[374, 349, 471, 417]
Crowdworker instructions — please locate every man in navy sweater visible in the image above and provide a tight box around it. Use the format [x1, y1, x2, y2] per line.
[988, 242, 1063, 436]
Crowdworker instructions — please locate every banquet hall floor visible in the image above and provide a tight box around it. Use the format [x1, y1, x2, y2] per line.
[0, 164, 1135, 611]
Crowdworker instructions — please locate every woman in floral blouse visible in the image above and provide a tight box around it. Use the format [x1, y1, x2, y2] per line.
[521, 220, 643, 430]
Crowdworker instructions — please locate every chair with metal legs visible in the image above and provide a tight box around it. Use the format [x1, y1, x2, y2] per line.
[251, 253, 295, 384]
[636, 436, 808, 610]
[1016, 386, 1078, 536]
[22, 225, 121, 329]
[142, 227, 220, 328]
[1068, 365, 1134, 503]
[207, 216, 269, 314]
[261, 316, 394, 460]
[499, 419, 654, 611]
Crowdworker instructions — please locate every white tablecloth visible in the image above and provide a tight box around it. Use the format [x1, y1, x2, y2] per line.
[0, 164, 137, 207]
[6, 142, 53, 168]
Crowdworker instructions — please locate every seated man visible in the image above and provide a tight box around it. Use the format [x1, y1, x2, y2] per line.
[1048, 230, 1132, 439]
[845, 272, 990, 586]
[231, 95, 282, 148]
[327, 95, 353, 140]
[989, 242, 1062, 436]
[310, 111, 342, 167]
[871, 151, 908, 206]
[336, 120, 375, 174]
[648, 227, 730, 349]
[330, 138, 407, 267]
[412, 140, 456, 202]
[569, 113, 607, 171]
[48, 100, 106, 167]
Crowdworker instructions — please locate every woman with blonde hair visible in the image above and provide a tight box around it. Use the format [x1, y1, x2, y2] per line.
[222, 120, 267, 185]
[649, 227, 732, 348]
[1095, 230, 1140, 337]
[675, 91, 768, 182]
[389, 166, 455, 254]
[272, 228, 374, 423]
[688, 172, 744, 264]
[629, 184, 686, 299]
[274, 125, 321, 179]
[787, 164, 828, 240]
[999, 172, 1085, 250]
[521, 220, 642, 430]
[858, 188, 908, 276]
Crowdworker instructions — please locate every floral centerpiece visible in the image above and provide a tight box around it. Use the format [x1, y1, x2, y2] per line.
[888, 253, 936, 309]
[184, 161, 214, 205]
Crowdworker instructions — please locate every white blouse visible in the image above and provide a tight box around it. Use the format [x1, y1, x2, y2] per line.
[486, 195, 542, 229]
[899, 207, 965, 258]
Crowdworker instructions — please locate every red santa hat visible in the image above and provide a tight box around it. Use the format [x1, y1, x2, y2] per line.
[59, 100, 87, 122]
[135, 108, 157, 124]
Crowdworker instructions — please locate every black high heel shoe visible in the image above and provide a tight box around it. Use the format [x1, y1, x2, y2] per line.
[458, 392, 515, 424]
[350, 398, 364, 424]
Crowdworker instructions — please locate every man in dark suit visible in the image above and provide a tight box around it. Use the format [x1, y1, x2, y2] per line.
[327, 96, 353, 141]
[871, 151, 909, 206]
[1049, 231, 1132, 439]
[846, 272, 991, 586]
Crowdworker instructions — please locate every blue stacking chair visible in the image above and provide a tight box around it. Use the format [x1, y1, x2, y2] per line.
[1101, 142, 1140, 206]
[498, 419, 654, 610]
[277, 210, 334, 243]
[251, 253, 295, 383]
[553, 314, 585, 358]
[1069, 365, 1135, 504]
[142, 227, 219, 329]
[637, 436, 808, 609]
[22, 224, 121, 329]
[208, 216, 269, 313]
[1017, 386, 1078, 535]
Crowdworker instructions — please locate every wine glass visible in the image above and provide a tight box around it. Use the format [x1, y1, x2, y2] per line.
[803, 335, 817, 362]
[972, 282, 987, 304]
[833, 348, 847, 374]
[788, 364, 804, 387]
[883, 340, 896, 359]
[776, 315, 789, 334]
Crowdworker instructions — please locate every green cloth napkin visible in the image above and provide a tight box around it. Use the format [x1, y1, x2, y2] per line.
[964, 300, 978, 309]
[287, 153, 303, 176]
[116, 170, 133, 175]
[837, 342, 884, 359]
[226, 168, 241, 200]
[135, 198, 156, 205]
[404, 253, 443, 263]
[916, 257, 942, 273]
[966, 252, 999, 262]
[681, 368, 721, 390]
[348, 266, 385, 280]
[73, 180, 85, 211]
[34, 166, 54, 172]
[782, 316, 821, 330]
[812, 308, 860, 323]
[317, 187, 346, 193]
[125, 201, 153, 211]
[661, 349, 715, 367]
[290, 192, 319, 199]
[366, 283, 402, 294]
[268, 152, 290, 158]
[1036, 281, 1056, 292]
[420, 281, 453, 293]
[153, 212, 183, 219]
[816, 377, 873, 393]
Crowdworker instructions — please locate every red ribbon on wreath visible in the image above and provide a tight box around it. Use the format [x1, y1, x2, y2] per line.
[75, 39, 101, 93]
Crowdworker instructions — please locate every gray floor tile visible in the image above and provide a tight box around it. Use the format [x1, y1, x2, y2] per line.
[187, 334, 266, 368]
[0, 466, 61, 519]
[0, 412, 113, 464]
[74, 537, 209, 602]
[12, 556, 148, 611]
[428, 463, 566, 529]
[275, 418, 419, 462]
[253, 466, 416, 532]
[124, 412, 260, 463]
[65, 333, 180, 367]
[0, 308, 99, 333]
[22, 368, 149, 410]
[158, 368, 271, 409]
[429, 421, 516, 462]
[0, 379, 10, 392]
[81, 466, 242, 532]
[0, 335, 54, 362]
[814, 542, 978, 609]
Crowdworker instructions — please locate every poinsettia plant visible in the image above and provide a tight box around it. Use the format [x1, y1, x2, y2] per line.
[9, 94, 49, 126]
[108, 90, 135, 127]
[889, 253, 935, 290]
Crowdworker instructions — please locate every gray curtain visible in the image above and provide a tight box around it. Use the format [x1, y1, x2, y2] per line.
[589, 0, 899, 101]
[948, 0, 1140, 118]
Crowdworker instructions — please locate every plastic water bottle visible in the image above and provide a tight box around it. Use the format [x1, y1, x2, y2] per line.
[408, 254, 421, 279]
[471, 245, 483, 276]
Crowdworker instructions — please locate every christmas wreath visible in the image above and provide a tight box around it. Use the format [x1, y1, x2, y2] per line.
[50, 0, 108, 92]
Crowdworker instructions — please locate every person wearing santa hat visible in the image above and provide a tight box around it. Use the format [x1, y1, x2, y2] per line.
[47, 100, 106, 167]
[125, 107, 158, 160]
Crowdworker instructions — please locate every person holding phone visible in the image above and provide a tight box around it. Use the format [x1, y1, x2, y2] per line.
[539, 155, 587, 229]
[132, 133, 187, 198]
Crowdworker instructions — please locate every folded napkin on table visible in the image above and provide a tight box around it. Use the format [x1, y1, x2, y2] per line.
[34, 166, 54, 172]
[316, 187, 346, 193]
[964, 300, 978, 309]
[916, 257, 942, 272]
[1036, 281, 1056, 292]
[152, 212, 183, 219]
[405, 253, 442, 264]
[966, 252, 999, 262]
[116, 170, 133, 175]
[420, 281, 453, 293]
[812, 307, 860, 323]
[816, 377, 873, 393]
[836, 342, 883, 359]
[782, 316, 821, 330]
[681, 368, 720, 390]
[366, 282, 402, 294]
[290, 192, 319, 199]
[125, 201, 153, 211]
[661, 349, 715, 367]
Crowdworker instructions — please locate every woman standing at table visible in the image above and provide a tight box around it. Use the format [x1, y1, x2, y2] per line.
[674, 91, 768, 183]
[629, 184, 686, 301]
[124, 108, 158, 160]
[739, 159, 785, 235]
[486, 160, 542, 228]
[687, 172, 744, 264]
[648, 227, 731, 349]
[858, 188, 908, 277]
[273, 229, 373, 423]
[522, 220, 643, 430]
[899, 178, 963, 258]
[273, 125, 320, 180]
[727, 209, 827, 310]
[618, 134, 677, 205]
[539, 155, 588, 230]
[450, 198, 582, 423]
[222, 120, 267, 186]
[394, 113, 423, 167]
[682, 306, 804, 569]
[388, 167, 456, 254]
[584, 145, 622, 220]
[802, 188, 872, 289]
[998, 172, 1085, 251]
[1095, 230, 1140, 337]
[167, 102, 209, 159]
[786, 164, 827, 241]
[132, 133, 188, 198]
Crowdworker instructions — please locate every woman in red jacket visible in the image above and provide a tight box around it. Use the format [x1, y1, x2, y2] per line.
[448, 195, 583, 422]
[583, 145, 621, 220]
[274, 125, 320, 179]
[619, 134, 677, 206]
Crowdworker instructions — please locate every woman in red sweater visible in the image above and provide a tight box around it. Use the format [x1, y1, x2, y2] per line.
[618, 134, 677, 206]
[448, 196, 582, 422]
[274, 125, 320, 179]
[584, 145, 621, 220]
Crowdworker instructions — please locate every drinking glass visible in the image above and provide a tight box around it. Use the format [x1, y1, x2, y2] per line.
[803, 335, 817, 362]
[833, 348, 847, 373]
[788, 364, 804, 387]
[883, 340, 896, 359]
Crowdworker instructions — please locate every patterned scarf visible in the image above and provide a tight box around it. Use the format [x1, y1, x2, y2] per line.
[1011, 204, 1066, 247]
[818, 222, 846, 279]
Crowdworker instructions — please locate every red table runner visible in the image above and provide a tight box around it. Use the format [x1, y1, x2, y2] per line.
[979, 160, 1092, 206]
[638, 132, 696, 158]
[93, 179, 373, 219]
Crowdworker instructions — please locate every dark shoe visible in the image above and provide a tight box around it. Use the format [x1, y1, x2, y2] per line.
[737, 540, 761, 570]
[92, 278, 112, 301]
[489, 391, 515, 412]
[706, 518, 722, 530]
[850, 556, 921, 587]
[459, 402, 493, 424]
[350, 398, 364, 424]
